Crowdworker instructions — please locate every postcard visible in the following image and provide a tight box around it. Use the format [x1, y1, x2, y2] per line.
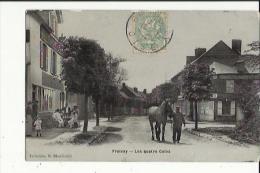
[25, 10, 260, 161]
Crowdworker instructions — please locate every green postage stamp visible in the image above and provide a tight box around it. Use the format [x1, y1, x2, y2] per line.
[126, 11, 173, 53]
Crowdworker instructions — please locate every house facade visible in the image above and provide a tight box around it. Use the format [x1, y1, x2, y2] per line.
[117, 83, 147, 115]
[25, 10, 65, 116]
[171, 39, 260, 122]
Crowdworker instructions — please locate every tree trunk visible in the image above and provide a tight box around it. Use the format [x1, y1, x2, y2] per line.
[110, 104, 113, 120]
[96, 99, 100, 126]
[83, 95, 89, 133]
[105, 103, 108, 121]
[194, 100, 198, 130]
[189, 101, 194, 121]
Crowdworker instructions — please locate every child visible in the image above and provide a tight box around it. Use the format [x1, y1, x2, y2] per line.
[34, 116, 42, 137]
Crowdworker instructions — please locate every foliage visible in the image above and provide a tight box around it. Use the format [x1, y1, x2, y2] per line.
[60, 36, 127, 127]
[182, 63, 215, 129]
[235, 80, 260, 120]
[237, 40, 260, 119]
[159, 82, 180, 103]
[61, 36, 106, 95]
[243, 41, 260, 72]
[245, 41, 260, 53]
[182, 63, 215, 101]
[105, 53, 127, 86]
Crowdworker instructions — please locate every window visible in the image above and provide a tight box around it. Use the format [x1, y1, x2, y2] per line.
[40, 42, 48, 71]
[50, 51, 57, 75]
[226, 80, 234, 93]
[222, 100, 231, 115]
[231, 101, 236, 115]
[219, 100, 235, 116]
[26, 29, 30, 43]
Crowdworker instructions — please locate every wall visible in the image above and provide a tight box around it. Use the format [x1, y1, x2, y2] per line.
[26, 13, 65, 114]
[198, 101, 215, 121]
[236, 106, 245, 121]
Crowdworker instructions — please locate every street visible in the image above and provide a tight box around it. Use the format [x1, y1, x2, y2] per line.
[26, 116, 260, 161]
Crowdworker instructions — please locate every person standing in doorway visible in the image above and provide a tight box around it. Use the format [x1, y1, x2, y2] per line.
[172, 106, 186, 144]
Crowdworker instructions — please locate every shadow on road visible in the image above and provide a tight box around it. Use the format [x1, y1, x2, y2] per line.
[153, 140, 192, 145]
[107, 116, 126, 123]
[90, 133, 123, 145]
[105, 126, 122, 132]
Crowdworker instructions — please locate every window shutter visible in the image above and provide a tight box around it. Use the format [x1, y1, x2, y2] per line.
[40, 42, 43, 68]
[54, 52, 57, 75]
[231, 101, 236, 115]
[46, 46, 48, 71]
[217, 101, 222, 115]
[50, 50, 53, 74]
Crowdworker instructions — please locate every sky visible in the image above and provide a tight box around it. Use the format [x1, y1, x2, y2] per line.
[59, 10, 259, 93]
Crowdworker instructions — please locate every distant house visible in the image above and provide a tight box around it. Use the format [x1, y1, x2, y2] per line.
[117, 83, 147, 115]
[171, 39, 260, 122]
[149, 85, 162, 106]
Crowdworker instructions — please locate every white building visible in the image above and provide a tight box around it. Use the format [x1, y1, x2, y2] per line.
[25, 10, 65, 115]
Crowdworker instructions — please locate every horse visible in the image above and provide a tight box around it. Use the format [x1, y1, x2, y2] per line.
[148, 100, 173, 141]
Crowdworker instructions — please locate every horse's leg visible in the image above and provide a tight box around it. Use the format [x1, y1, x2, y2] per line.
[149, 119, 155, 140]
[162, 123, 166, 142]
[156, 123, 161, 141]
[155, 123, 159, 140]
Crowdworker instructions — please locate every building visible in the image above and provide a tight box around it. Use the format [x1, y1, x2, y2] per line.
[117, 83, 147, 115]
[171, 39, 260, 122]
[149, 85, 162, 106]
[25, 10, 65, 118]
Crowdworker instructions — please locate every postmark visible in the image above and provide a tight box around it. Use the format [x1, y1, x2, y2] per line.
[126, 11, 173, 53]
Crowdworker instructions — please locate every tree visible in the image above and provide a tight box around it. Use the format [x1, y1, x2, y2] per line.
[182, 63, 215, 130]
[159, 82, 180, 103]
[243, 41, 260, 72]
[103, 53, 127, 120]
[61, 36, 106, 133]
[235, 40, 260, 120]
[235, 80, 259, 120]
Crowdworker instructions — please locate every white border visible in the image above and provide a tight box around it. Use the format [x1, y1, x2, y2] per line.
[0, 2, 259, 173]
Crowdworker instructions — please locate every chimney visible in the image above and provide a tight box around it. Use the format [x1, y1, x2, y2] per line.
[186, 56, 196, 65]
[232, 39, 242, 55]
[122, 82, 126, 88]
[195, 48, 206, 58]
[143, 89, 147, 94]
[134, 87, 138, 92]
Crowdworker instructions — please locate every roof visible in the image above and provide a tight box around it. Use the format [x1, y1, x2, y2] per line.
[119, 91, 130, 99]
[171, 40, 240, 81]
[191, 40, 239, 65]
[120, 84, 146, 101]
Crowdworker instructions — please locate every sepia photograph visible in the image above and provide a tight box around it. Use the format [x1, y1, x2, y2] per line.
[24, 10, 260, 162]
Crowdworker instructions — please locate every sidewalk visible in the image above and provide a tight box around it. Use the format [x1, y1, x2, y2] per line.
[39, 117, 114, 145]
[185, 120, 235, 128]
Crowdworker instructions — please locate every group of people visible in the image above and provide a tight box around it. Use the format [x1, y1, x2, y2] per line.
[26, 101, 80, 137]
[52, 106, 79, 128]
